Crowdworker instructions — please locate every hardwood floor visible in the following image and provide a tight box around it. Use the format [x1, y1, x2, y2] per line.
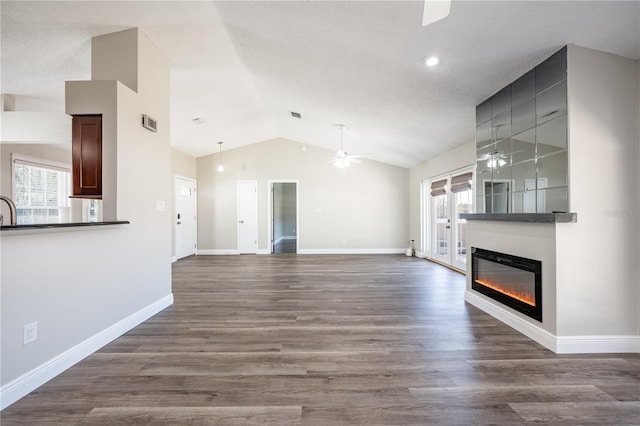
[273, 239, 297, 253]
[2, 255, 639, 425]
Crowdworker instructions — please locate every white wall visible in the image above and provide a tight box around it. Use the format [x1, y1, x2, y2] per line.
[409, 140, 475, 254]
[1, 28, 173, 408]
[197, 138, 409, 253]
[554, 46, 639, 337]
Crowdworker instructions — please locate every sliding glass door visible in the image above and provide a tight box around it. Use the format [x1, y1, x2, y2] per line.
[428, 168, 474, 271]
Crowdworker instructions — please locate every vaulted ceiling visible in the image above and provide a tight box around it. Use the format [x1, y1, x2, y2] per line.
[2, 1, 639, 168]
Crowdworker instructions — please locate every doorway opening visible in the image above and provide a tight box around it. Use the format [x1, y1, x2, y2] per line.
[268, 181, 298, 254]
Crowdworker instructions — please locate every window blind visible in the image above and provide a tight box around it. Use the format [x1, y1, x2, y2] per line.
[430, 179, 447, 196]
[451, 172, 473, 193]
[13, 157, 71, 224]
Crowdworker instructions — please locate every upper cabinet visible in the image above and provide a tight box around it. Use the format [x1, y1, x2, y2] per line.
[476, 47, 568, 214]
[71, 115, 102, 198]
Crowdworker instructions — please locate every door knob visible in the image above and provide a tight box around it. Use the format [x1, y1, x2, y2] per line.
[239, 220, 244, 224]
[177, 221, 181, 225]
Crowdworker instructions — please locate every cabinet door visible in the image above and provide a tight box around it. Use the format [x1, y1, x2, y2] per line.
[72, 115, 102, 197]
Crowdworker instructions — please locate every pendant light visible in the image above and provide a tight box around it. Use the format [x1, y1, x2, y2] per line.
[334, 124, 351, 169]
[217, 141, 224, 172]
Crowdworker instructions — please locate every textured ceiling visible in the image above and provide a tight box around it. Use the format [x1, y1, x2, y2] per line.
[2, 1, 639, 168]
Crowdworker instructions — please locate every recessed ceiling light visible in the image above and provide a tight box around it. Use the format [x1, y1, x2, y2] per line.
[424, 56, 440, 67]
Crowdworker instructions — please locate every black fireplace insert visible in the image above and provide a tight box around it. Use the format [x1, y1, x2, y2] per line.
[471, 247, 542, 322]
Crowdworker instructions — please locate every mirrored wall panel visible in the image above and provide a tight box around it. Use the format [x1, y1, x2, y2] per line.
[475, 46, 568, 214]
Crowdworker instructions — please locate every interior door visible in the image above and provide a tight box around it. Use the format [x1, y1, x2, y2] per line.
[524, 178, 548, 213]
[432, 189, 451, 264]
[175, 177, 197, 260]
[237, 180, 258, 254]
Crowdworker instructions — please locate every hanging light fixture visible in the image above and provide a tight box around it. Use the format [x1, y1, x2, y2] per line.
[334, 124, 351, 169]
[217, 141, 224, 172]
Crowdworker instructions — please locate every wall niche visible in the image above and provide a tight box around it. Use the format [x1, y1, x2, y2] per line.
[476, 46, 568, 214]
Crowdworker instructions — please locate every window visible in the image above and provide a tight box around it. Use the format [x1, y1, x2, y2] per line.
[12, 154, 71, 225]
[82, 199, 102, 223]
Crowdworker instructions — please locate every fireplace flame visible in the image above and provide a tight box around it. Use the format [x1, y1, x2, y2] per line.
[474, 279, 536, 306]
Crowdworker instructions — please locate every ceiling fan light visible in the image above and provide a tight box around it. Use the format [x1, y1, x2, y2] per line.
[487, 157, 506, 169]
[334, 157, 351, 169]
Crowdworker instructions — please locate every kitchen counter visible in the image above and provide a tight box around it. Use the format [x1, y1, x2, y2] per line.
[1, 221, 129, 234]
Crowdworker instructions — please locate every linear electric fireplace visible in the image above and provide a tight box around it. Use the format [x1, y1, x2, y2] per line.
[471, 247, 542, 322]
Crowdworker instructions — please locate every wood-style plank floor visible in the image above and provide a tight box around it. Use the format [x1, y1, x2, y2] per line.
[2, 254, 639, 425]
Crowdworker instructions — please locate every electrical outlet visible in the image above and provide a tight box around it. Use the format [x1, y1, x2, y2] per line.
[23, 322, 38, 345]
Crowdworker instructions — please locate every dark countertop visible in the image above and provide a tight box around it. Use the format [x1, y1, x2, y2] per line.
[1, 221, 130, 231]
[459, 213, 577, 223]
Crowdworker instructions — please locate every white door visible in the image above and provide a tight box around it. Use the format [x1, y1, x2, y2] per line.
[429, 169, 474, 270]
[237, 180, 258, 254]
[175, 176, 197, 260]
[524, 178, 548, 213]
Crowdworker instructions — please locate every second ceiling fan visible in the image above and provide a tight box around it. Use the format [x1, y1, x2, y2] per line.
[332, 124, 368, 169]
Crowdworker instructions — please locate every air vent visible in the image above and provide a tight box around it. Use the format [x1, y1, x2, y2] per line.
[290, 111, 302, 119]
[142, 114, 158, 132]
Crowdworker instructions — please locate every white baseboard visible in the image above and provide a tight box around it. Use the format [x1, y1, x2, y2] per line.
[297, 248, 405, 255]
[196, 249, 239, 255]
[0, 294, 174, 410]
[257, 249, 270, 255]
[465, 290, 640, 354]
[465, 290, 557, 352]
[415, 251, 426, 258]
[274, 236, 296, 245]
[171, 256, 177, 263]
[555, 335, 640, 354]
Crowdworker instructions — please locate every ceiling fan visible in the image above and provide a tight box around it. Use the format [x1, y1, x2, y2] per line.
[477, 150, 522, 169]
[477, 151, 508, 169]
[422, 0, 451, 26]
[331, 124, 367, 169]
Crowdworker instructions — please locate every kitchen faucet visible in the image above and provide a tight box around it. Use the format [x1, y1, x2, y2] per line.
[0, 196, 17, 225]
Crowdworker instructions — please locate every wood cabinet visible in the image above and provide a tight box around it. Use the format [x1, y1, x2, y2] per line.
[71, 115, 102, 198]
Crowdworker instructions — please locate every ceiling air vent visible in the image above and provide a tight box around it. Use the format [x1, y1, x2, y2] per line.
[290, 111, 302, 119]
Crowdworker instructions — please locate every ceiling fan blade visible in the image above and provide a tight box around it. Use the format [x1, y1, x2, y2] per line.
[423, 0, 451, 26]
[346, 153, 371, 159]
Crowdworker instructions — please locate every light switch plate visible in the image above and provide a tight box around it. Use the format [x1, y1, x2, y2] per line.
[155, 201, 165, 212]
